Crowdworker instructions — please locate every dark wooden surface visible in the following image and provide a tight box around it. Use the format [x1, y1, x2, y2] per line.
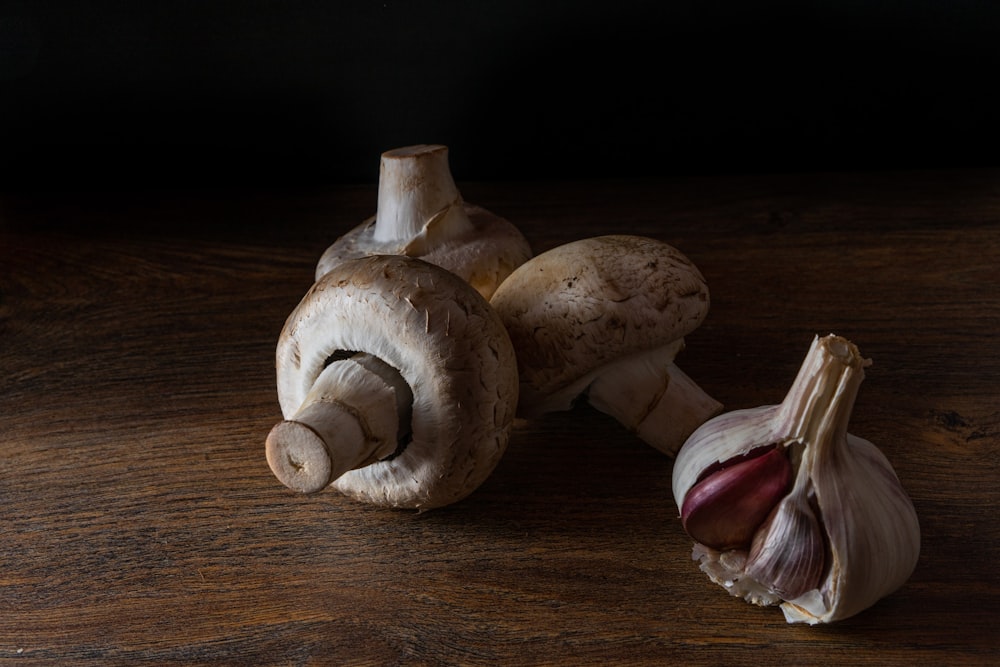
[2, 170, 998, 665]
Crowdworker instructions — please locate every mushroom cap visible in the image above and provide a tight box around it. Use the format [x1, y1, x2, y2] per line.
[489, 235, 710, 415]
[276, 254, 519, 509]
[315, 204, 532, 301]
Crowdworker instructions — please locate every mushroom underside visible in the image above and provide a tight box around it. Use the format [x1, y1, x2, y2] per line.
[276, 255, 519, 509]
[320, 349, 413, 460]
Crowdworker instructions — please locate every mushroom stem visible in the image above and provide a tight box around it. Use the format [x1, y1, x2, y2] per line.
[266, 354, 412, 494]
[587, 343, 723, 457]
[375, 144, 474, 254]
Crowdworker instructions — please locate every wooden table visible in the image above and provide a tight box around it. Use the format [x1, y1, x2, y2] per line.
[2, 170, 998, 665]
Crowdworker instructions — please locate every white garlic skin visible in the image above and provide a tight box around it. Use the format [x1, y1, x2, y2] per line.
[783, 430, 920, 624]
[672, 405, 783, 508]
[672, 335, 921, 624]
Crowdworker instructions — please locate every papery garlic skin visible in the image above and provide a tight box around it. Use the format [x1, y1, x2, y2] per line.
[781, 430, 920, 623]
[672, 335, 920, 624]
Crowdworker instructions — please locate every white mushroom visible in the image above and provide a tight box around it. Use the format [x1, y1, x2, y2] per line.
[267, 254, 519, 510]
[490, 235, 722, 457]
[316, 144, 532, 300]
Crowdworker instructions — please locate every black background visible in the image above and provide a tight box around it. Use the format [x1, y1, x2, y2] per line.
[2, 1, 998, 189]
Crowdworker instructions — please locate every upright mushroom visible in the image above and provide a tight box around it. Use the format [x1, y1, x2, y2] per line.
[316, 144, 532, 300]
[267, 254, 519, 510]
[490, 234, 721, 457]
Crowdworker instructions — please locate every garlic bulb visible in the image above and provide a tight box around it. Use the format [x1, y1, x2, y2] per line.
[672, 334, 920, 624]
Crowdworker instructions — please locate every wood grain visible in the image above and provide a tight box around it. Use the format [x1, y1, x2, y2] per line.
[2, 170, 999, 665]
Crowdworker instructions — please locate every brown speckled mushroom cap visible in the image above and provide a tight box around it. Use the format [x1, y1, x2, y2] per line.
[276, 254, 519, 509]
[490, 235, 710, 417]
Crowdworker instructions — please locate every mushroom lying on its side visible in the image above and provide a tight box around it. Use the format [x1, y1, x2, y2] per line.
[316, 144, 532, 300]
[267, 255, 519, 510]
[490, 235, 722, 457]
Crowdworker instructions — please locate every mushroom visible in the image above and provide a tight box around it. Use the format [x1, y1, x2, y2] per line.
[489, 234, 722, 457]
[266, 254, 519, 509]
[316, 144, 532, 300]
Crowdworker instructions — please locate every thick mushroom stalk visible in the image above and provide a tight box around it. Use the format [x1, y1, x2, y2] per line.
[373, 144, 474, 253]
[316, 144, 532, 300]
[270, 254, 519, 510]
[587, 342, 724, 456]
[491, 235, 721, 457]
[265, 354, 412, 494]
